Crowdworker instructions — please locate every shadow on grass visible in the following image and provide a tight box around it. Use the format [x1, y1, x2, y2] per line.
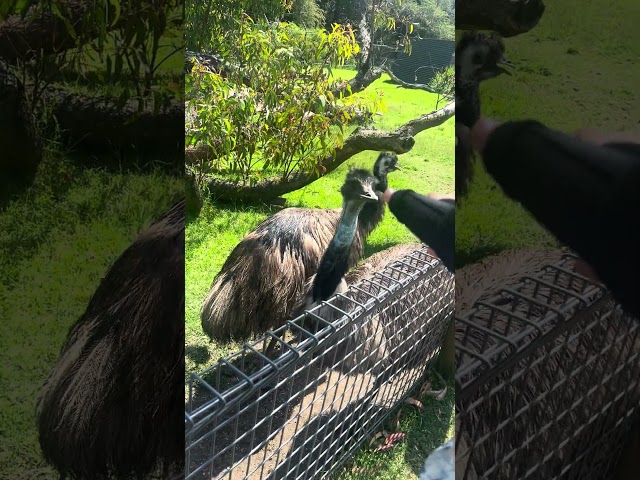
[185, 344, 211, 365]
[363, 240, 405, 258]
[455, 243, 514, 271]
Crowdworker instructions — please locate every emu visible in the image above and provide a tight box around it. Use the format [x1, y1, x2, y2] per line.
[455, 31, 513, 201]
[36, 200, 185, 480]
[200, 152, 399, 343]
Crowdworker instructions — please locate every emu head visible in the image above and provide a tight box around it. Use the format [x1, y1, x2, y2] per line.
[455, 31, 514, 202]
[342, 169, 379, 205]
[456, 31, 514, 86]
[373, 152, 401, 178]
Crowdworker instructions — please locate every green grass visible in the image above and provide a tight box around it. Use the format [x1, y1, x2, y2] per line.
[0, 133, 182, 478]
[185, 69, 454, 477]
[455, 0, 640, 267]
[337, 372, 454, 480]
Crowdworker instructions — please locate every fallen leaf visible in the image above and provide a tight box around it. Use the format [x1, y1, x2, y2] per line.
[374, 432, 407, 452]
[405, 397, 425, 410]
[424, 385, 448, 401]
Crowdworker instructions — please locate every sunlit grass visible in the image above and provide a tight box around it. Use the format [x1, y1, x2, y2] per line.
[455, 0, 639, 267]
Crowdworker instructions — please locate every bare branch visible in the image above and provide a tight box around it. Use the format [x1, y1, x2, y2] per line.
[383, 67, 439, 93]
[196, 102, 455, 203]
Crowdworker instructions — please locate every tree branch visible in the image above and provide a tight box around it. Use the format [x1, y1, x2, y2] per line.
[197, 102, 455, 203]
[329, 63, 384, 99]
[383, 67, 439, 93]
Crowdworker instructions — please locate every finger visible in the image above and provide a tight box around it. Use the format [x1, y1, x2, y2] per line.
[574, 128, 640, 146]
[383, 188, 395, 204]
[471, 117, 501, 152]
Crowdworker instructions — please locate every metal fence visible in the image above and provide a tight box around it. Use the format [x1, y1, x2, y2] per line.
[185, 245, 454, 479]
[455, 252, 640, 479]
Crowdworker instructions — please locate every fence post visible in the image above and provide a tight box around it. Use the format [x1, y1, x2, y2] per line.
[434, 316, 455, 380]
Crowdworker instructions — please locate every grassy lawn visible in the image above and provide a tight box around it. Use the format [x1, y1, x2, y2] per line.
[185, 69, 454, 478]
[0, 152, 182, 479]
[337, 372, 454, 480]
[454, 0, 640, 267]
[0, 26, 183, 477]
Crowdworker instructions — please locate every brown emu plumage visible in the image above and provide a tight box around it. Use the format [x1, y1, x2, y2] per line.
[455, 249, 640, 479]
[36, 200, 185, 480]
[201, 197, 385, 342]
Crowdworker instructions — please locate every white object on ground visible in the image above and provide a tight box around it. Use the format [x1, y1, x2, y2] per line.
[419, 438, 454, 480]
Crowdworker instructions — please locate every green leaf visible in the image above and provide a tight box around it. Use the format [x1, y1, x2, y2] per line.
[109, 0, 121, 27]
[51, 3, 77, 41]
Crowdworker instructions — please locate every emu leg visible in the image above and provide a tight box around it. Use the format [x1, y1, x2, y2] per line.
[264, 332, 286, 358]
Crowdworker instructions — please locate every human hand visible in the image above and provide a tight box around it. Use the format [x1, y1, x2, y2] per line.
[571, 127, 640, 283]
[470, 117, 502, 152]
[573, 128, 640, 146]
[383, 188, 395, 204]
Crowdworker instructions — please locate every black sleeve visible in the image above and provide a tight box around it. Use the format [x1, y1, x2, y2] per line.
[481, 120, 640, 318]
[388, 190, 455, 273]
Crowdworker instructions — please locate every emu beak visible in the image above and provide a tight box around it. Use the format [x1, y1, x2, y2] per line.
[392, 162, 401, 171]
[496, 54, 515, 75]
[360, 188, 379, 202]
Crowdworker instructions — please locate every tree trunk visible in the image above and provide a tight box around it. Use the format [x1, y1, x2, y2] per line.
[456, 0, 546, 37]
[198, 102, 454, 203]
[0, 61, 42, 206]
[43, 87, 183, 155]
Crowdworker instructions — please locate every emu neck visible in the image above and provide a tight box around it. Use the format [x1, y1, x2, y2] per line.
[372, 165, 389, 192]
[358, 169, 386, 234]
[455, 76, 480, 128]
[312, 200, 364, 302]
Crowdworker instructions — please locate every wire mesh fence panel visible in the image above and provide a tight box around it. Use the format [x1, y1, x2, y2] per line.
[455, 252, 640, 480]
[185, 244, 454, 480]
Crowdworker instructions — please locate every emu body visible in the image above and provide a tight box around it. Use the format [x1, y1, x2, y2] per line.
[201, 153, 398, 342]
[36, 200, 185, 480]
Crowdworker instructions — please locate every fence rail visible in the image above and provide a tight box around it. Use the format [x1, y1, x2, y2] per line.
[185, 245, 454, 480]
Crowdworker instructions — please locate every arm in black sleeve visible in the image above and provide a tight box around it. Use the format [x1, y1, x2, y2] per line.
[481, 120, 640, 317]
[387, 190, 455, 272]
